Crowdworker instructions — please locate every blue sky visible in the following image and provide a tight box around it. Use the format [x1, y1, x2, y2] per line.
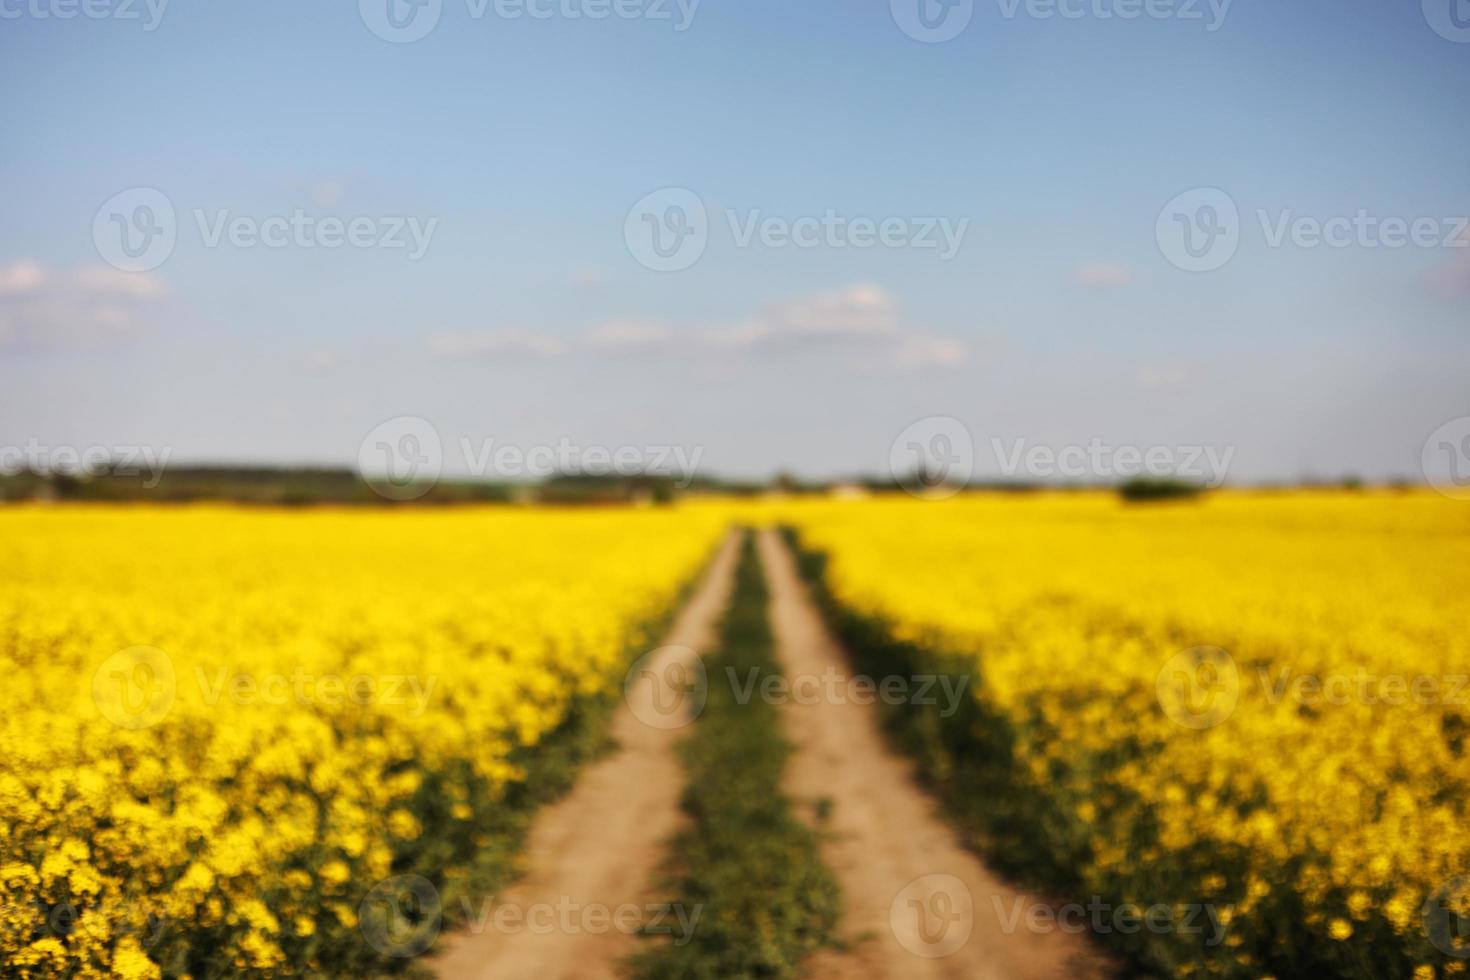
[2, 0, 1467, 483]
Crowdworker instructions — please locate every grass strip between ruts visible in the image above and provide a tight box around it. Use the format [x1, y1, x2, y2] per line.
[631, 530, 842, 980]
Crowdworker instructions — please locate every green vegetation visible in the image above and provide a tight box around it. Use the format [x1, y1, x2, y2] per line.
[781, 528, 1004, 829]
[0, 465, 510, 505]
[1117, 477, 1207, 502]
[781, 528, 1140, 969]
[0, 465, 779, 506]
[633, 532, 841, 980]
[785, 526, 1369, 979]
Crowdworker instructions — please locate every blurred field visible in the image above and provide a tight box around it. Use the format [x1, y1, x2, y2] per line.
[0, 505, 726, 977]
[3, 492, 1467, 978]
[782, 490, 1470, 978]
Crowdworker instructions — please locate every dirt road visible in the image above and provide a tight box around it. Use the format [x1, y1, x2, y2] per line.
[757, 528, 1114, 980]
[431, 531, 739, 980]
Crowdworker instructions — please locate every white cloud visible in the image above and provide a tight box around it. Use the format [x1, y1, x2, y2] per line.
[0, 259, 46, 296]
[311, 180, 346, 208]
[303, 347, 341, 371]
[0, 260, 168, 352]
[1136, 361, 1193, 390]
[428, 285, 967, 369]
[720, 283, 899, 351]
[1073, 261, 1135, 290]
[581, 318, 677, 352]
[893, 336, 967, 368]
[72, 264, 169, 299]
[426, 326, 568, 358]
[1425, 251, 1470, 298]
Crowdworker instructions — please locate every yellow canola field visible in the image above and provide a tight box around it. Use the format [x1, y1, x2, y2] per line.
[785, 491, 1470, 979]
[0, 505, 726, 978]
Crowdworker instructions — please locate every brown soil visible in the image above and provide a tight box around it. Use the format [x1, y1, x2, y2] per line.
[430, 531, 739, 980]
[758, 528, 1115, 980]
